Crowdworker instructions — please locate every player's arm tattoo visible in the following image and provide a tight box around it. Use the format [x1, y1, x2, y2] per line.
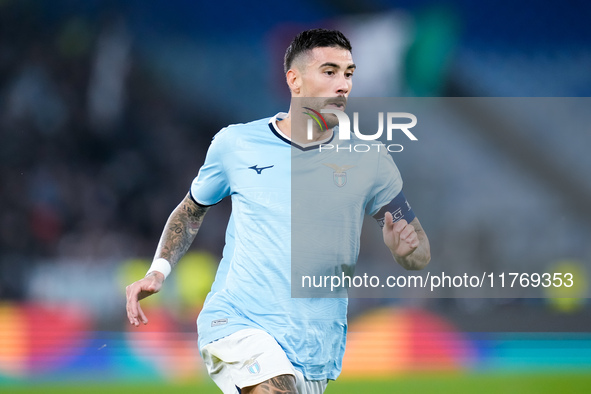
[396, 217, 431, 271]
[152, 192, 209, 270]
[243, 374, 297, 394]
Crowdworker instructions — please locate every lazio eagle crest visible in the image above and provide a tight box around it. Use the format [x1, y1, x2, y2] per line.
[243, 353, 263, 374]
[323, 163, 355, 187]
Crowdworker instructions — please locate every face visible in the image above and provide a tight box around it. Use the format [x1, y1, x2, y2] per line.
[290, 46, 355, 129]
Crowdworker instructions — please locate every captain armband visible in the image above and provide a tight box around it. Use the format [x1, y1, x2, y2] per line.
[373, 191, 416, 228]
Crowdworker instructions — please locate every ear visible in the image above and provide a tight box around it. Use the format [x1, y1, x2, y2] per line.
[286, 69, 301, 94]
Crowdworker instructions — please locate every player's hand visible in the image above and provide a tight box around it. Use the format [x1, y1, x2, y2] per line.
[125, 271, 165, 327]
[382, 212, 419, 259]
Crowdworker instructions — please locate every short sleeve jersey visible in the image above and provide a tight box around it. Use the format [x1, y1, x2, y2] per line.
[192, 113, 404, 380]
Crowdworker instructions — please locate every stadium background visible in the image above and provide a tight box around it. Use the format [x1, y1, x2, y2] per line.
[1, 0, 590, 392]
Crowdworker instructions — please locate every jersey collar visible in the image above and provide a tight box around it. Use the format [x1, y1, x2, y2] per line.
[268, 112, 335, 152]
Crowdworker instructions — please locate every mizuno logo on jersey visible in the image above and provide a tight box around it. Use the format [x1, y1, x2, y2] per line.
[249, 165, 274, 174]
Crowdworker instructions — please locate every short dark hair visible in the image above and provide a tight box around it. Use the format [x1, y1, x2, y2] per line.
[284, 28, 352, 73]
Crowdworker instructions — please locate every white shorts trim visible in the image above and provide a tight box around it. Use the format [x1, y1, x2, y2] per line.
[200, 328, 327, 394]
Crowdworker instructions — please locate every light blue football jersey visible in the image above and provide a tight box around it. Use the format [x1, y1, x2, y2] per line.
[192, 113, 404, 380]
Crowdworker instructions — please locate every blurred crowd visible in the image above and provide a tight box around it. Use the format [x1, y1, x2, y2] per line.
[0, 3, 229, 298]
[1, 1, 590, 311]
